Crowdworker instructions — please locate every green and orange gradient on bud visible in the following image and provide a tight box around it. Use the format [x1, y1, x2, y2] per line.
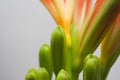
[25, 0, 120, 80]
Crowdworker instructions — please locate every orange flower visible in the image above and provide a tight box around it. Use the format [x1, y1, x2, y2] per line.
[41, 0, 75, 46]
[41, 0, 120, 76]
[72, 0, 120, 75]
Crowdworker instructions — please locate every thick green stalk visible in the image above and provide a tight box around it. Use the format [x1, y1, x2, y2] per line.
[72, 73, 79, 80]
[63, 24, 79, 75]
[63, 24, 79, 78]
[70, 24, 79, 61]
[64, 45, 72, 76]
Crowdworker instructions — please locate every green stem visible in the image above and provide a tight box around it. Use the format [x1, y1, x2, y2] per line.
[100, 68, 109, 80]
[64, 46, 72, 75]
[72, 73, 79, 80]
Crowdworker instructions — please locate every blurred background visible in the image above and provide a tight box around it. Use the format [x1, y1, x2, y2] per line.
[0, 0, 120, 80]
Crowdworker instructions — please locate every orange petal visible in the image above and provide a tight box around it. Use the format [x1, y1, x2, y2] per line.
[41, 0, 62, 24]
[73, 0, 93, 33]
[72, 0, 120, 74]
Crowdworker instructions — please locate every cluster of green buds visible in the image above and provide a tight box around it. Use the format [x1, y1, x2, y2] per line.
[25, 0, 120, 80]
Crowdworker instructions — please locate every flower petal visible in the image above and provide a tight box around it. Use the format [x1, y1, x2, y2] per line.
[72, 0, 120, 75]
[73, 0, 93, 36]
[41, 0, 61, 24]
[80, 0, 120, 52]
[41, 0, 75, 46]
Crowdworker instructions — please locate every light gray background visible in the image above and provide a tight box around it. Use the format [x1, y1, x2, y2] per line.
[0, 0, 120, 80]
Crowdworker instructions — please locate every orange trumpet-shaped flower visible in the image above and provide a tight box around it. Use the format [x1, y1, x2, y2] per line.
[41, 0, 120, 77]
[72, 0, 120, 75]
[41, 0, 75, 46]
[41, 0, 94, 46]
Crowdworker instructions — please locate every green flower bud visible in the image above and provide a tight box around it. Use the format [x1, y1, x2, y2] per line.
[50, 26, 66, 75]
[56, 69, 71, 80]
[83, 54, 100, 80]
[38, 67, 50, 80]
[25, 68, 38, 80]
[39, 44, 53, 78]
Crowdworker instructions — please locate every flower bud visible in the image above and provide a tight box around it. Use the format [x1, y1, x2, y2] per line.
[25, 68, 38, 80]
[39, 44, 53, 78]
[38, 67, 50, 80]
[83, 54, 100, 80]
[56, 69, 71, 80]
[50, 26, 66, 75]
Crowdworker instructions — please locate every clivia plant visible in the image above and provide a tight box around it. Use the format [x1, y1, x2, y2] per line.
[25, 0, 120, 80]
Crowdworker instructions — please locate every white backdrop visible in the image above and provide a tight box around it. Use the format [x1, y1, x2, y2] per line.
[0, 0, 120, 80]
